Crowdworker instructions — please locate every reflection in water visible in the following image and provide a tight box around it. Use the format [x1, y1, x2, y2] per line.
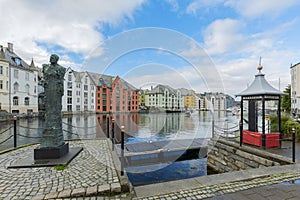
[0, 111, 239, 151]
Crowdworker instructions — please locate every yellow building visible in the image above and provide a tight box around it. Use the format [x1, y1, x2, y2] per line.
[179, 88, 196, 109]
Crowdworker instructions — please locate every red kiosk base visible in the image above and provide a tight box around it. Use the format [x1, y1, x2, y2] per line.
[242, 130, 280, 148]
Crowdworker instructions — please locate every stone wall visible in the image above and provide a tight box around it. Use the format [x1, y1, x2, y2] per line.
[207, 138, 293, 173]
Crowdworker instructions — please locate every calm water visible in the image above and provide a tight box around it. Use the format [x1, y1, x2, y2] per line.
[0, 111, 239, 185]
[0, 111, 239, 151]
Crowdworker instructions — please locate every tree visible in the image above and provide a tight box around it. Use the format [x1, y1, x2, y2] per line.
[281, 85, 291, 114]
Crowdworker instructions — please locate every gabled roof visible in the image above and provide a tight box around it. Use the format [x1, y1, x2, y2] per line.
[87, 72, 114, 87]
[236, 68, 284, 97]
[148, 84, 179, 95]
[2, 45, 38, 72]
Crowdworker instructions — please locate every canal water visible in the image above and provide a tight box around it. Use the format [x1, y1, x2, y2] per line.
[0, 111, 239, 185]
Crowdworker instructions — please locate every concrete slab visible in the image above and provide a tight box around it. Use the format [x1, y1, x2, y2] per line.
[7, 147, 83, 168]
[134, 177, 200, 197]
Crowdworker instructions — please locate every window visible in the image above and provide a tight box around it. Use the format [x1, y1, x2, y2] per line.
[14, 69, 18, 78]
[67, 105, 72, 111]
[6, 81, 8, 90]
[84, 92, 88, 98]
[25, 84, 30, 93]
[91, 92, 94, 97]
[102, 94, 107, 98]
[76, 91, 80, 96]
[0, 80, 2, 89]
[85, 77, 88, 84]
[34, 75, 37, 82]
[6, 67, 8, 76]
[0, 66, 2, 74]
[84, 99, 88, 104]
[13, 82, 19, 92]
[67, 97, 72, 104]
[25, 72, 29, 80]
[34, 86, 36, 93]
[84, 85, 88, 90]
[68, 74, 72, 81]
[91, 99, 94, 103]
[103, 88, 107, 93]
[76, 105, 80, 111]
[76, 83, 81, 88]
[103, 100, 107, 105]
[67, 82, 72, 89]
[77, 98, 80, 103]
[13, 96, 19, 105]
[67, 90, 72, 96]
[24, 97, 29, 106]
[14, 58, 21, 66]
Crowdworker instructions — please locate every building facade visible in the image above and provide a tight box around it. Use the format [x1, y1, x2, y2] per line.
[0, 43, 38, 115]
[62, 68, 96, 113]
[179, 88, 196, 109]
[145, 85, 184, 111]
[291, 63, 300, 116]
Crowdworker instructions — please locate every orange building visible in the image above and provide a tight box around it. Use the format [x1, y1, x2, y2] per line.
[111, 76, 139, 112]
[89, 73, 139, 113]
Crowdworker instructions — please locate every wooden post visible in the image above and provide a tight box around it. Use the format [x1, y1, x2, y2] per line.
[106, 115, 109, 138]
[112, 118, 115, 151]
[240, 97, 243, 146]
[121, 125, 125, 176]
[13, 116, 17, 148]
[292, 128, 296, 163]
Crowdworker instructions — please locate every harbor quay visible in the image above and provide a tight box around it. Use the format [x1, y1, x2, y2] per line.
[0, 139, 131, 199]
[0, 136, 300, 199]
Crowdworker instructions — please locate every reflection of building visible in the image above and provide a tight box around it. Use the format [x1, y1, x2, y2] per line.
[0, 43, 39, 114]
[145, 84, 184, 111]
[179, 88, 196, 109]
[291, 63, 300, 115]
[226, 95, 235, 109]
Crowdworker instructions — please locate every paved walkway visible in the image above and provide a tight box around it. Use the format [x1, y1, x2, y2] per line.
[133, 164, 300, 199]
[0, 139, 130, 199]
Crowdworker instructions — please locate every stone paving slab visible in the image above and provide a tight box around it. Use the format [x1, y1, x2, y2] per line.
[0, 139, 129, 199]
[8, 147, 83, 168]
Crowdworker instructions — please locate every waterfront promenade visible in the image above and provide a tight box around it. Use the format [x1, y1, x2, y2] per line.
[1, 137, 300, 199]
[0, 139, 131, 199]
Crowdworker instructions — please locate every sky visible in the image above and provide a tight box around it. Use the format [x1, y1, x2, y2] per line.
[1, 0, 300, 97]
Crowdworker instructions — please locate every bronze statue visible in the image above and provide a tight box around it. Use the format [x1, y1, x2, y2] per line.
[41, 54, 66, 148]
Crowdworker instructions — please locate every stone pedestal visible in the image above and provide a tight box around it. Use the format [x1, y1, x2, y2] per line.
[34, 143, 69, 160]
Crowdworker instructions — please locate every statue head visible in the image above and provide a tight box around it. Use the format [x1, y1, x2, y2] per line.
[50, 54, 59, 64]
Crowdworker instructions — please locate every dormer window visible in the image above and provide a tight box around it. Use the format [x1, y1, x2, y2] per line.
[14, 58, 21, 66]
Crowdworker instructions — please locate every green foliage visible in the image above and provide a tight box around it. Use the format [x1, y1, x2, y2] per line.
[54, 164, 68, 171]
[270, 114, 300, 138]
[281, 85, 291, 114]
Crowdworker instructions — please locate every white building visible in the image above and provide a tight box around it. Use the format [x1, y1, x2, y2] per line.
[291, 63, 300, 115]
[62, 68, 95, 113]
[0, 43, 38, 115]
[145, 84, 184, 111]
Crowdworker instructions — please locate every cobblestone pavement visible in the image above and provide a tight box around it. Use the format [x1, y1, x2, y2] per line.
[0, 139, 125, 199]
[133, 171, 300, 200]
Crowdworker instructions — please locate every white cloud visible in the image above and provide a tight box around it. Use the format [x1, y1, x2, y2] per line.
[0, 0, 145, 66]
[186, 0, 225, 15]
[225, 0, 299, 19]
[202, 18, 245, 55]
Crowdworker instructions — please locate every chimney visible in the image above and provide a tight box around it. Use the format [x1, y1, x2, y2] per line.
[7, 42, 13, 52]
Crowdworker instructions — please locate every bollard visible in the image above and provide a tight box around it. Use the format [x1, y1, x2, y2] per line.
[121, 125, 125, 176]
[106, 115, 110, 138]
[112, 118, 115, 151]
[13, 116, 17, 148]
[292, 128, 296, 163]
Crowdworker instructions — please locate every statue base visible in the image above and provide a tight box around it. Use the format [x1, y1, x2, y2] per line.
[34, 143, 69, 160]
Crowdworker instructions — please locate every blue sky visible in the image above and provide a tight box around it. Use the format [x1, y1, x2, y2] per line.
[1, 0, 300, 96]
